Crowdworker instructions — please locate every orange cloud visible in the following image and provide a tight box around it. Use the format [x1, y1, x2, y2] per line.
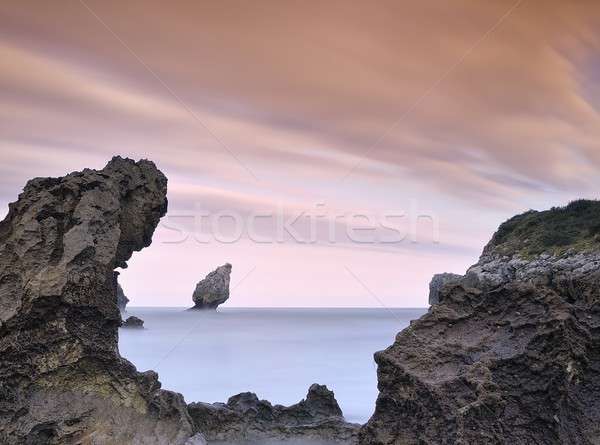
[1, 0, 600, 305]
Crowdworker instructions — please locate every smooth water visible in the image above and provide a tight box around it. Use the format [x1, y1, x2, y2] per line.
[119, 307, 426, 423]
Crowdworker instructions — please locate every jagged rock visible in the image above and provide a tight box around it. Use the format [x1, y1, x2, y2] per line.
[360, 200, 600, 445]
[188, 384, 360, 444]
[122, 315, 144, 329]
[0, 157, 197, 444]
[191, 263, 232, 310]
[116, 274, 129, 312]
[428, 272, 462, 305]
[185, 433, 208, 445]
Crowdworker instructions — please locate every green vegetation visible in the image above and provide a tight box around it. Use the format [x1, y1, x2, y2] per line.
[487, 200, 600, 257]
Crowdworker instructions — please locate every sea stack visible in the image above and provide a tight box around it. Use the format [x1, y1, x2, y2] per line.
[0, 157, 197, 444]
[191, 263, 232, 310]
[360, 200, 600, 444]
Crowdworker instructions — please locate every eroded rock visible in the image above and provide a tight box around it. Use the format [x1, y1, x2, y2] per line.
[360, 200, 600, 445]
[116, 275, 130, 312]
[191, 263, 232, 310]
[122, 315, 144, 329]
[0, 157, 196, 444]
[428, 272, 462, 305]
[188, 384, 360, 444]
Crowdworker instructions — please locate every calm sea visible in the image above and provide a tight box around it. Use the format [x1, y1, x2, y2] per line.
[119, 307, 427, 423]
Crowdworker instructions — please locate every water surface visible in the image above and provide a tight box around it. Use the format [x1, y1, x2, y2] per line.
[119, 307, 427, 423]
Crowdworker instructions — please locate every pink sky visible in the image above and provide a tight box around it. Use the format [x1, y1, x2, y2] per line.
[2, 1, 600, 307]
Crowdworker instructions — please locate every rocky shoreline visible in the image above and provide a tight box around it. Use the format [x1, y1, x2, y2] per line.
[0, 158, 358, 445]
[360, 200, 600, 444]
[2, 158, 599, 444]
[189, 385, 360, 444]
[0, 157, 196, 444]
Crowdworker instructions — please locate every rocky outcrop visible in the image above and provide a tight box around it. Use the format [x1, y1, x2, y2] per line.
[188, 384, 360, 444]
[116, 275, 129, 312]
[428, 272, 462, 305]
[0, 157, 197, 444]
[122, 315, 144, 329]
[191, 263, 232, 310]
[360, 200, 600, 445]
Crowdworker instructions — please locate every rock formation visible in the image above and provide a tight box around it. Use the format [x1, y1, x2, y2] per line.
[116, 275, 130, 312]
[428, 272, 462, 305]
[360, 200, 600, 444]
[0, 157, 198, 444]
[191, 263, 232, 310]
[188, 384, 360, 444]
[122, 315, 144, 329]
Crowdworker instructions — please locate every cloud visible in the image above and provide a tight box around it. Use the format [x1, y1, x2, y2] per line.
[1, 0, 600, 305]
[3, 1, 600, 197]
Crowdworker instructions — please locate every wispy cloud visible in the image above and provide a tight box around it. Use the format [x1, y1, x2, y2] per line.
[1, 0, 600, 306]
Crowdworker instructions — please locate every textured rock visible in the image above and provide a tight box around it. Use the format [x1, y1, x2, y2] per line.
[122, 315, 144, 329]
[0, 157, 196, 444]
[188, 384, 360, 444]
[428, 272, 462, 305]
[185, 433, 208, 445]
[116, 274, 129, 312]
[360, 201, 600, 445]
[191, 263, 232, 310]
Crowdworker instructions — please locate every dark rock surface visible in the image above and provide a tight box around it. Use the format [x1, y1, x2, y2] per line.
[428, 272, 462, 305]
[116, 274, 130, 312]
[191, 263, 232, 310]
[0, 157, 197, 444]
[360, 200, 600, 445]
[189, 384, 360, 444]
[122, 315, 144, 329]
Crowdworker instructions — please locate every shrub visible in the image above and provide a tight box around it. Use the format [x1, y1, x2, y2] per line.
[488, 200, 600, 256]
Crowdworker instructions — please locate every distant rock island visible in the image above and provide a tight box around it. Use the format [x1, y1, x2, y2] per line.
[360, 200, 600, 444]
[122, 315, 144, 329]
[190, 263, 232, 310]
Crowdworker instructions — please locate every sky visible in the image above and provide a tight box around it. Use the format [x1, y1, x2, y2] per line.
[2, 0, 600, 307]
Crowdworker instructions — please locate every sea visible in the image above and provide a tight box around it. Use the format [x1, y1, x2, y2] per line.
[119, 307, 427, 424]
